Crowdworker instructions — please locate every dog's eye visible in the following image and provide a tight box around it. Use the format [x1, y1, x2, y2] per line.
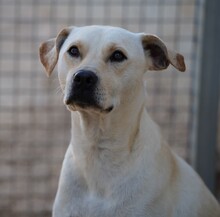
[68, 46, 80, 58]
[109, 50, 127, 62]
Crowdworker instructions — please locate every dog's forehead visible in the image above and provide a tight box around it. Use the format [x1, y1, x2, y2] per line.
[66, 26, 140, 50]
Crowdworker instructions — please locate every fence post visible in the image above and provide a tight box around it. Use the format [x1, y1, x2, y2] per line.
[194, 0, 220, 193]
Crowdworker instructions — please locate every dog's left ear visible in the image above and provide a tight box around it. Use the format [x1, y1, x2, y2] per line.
[141, 34, 186, 72]
[39, 27, 72, 77]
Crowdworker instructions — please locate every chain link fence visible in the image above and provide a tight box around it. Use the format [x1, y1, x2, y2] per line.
[0, 0, 218, 216]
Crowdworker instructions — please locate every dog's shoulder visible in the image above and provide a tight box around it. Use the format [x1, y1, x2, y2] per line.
[167, 153, 220, 216]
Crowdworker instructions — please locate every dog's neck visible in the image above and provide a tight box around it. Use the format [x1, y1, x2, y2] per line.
[70, 102, 144, 153]
[70, 89, 146, 159]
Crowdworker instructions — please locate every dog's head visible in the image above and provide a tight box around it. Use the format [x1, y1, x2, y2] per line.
[39, 26, 185, 113]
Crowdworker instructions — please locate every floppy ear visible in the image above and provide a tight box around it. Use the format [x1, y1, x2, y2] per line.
[141, 34, 186, 72]
[39, 27, 72, 77]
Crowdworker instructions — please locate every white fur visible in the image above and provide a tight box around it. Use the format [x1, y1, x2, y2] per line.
[39, 26, 220, 217]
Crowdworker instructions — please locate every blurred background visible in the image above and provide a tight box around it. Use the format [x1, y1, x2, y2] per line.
[0, 0, 219, 216]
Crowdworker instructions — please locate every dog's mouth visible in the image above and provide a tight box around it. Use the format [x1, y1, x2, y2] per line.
[65, 101, 114, 114]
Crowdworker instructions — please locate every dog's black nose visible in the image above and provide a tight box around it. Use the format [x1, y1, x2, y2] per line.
[65, 70, 99, 107]
[73, 70, 98, 89]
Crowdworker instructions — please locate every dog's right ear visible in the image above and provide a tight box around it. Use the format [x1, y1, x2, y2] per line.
[39, 27, 72, 77]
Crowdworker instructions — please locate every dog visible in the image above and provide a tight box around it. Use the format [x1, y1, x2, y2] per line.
[39, 25, 220, 217]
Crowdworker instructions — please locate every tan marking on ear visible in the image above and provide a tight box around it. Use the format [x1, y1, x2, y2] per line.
[39, 38, 57, 77]
[176, 53, 186, 72]
[39, 26, 74, 77]
[167, 50, 186, 72]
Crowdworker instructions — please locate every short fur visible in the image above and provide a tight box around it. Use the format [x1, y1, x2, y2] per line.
[39, 25, 220, 217]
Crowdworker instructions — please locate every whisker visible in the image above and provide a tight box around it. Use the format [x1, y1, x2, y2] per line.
[55, 85, 63, 95]
[50, 77, 66, 96]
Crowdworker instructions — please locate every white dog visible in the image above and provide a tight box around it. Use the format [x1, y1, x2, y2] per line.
[39, 25, 220, 217]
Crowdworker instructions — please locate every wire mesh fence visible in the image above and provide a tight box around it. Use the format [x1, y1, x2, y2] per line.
[0, 0, 217, 216]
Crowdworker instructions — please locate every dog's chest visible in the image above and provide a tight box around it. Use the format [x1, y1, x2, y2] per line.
[68, 191, 146, 217]
[54, 146, 149, 217]
[54, 174, 147, 217]
[70, 194, 121, 217]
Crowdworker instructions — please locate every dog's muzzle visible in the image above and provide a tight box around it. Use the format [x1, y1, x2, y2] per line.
[65, 70, 99, 108]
